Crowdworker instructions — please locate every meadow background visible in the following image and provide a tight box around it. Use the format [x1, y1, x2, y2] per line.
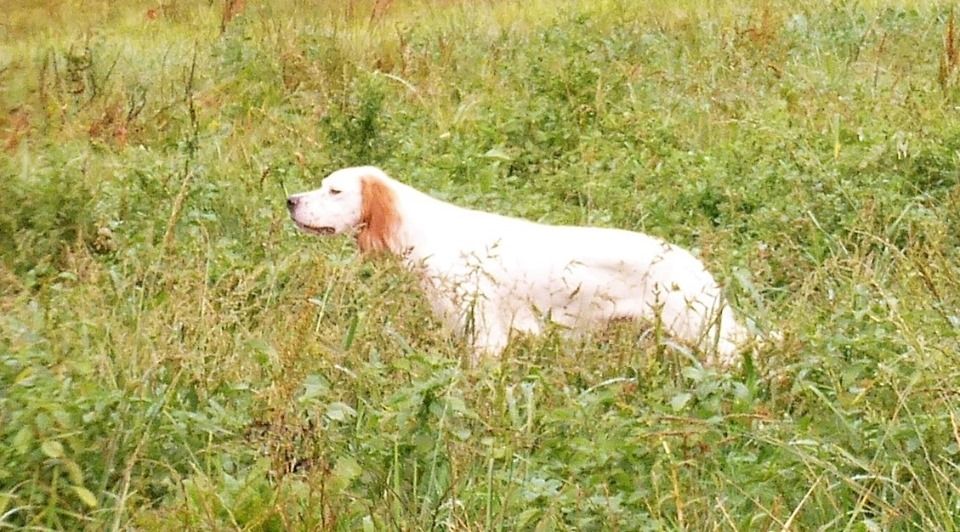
[2, 0, 959, 529]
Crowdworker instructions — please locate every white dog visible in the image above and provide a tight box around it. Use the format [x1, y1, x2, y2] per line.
[287, 166, 748, 366]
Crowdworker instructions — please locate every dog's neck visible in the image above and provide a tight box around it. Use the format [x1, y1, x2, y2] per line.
[365, 178, 451, 260]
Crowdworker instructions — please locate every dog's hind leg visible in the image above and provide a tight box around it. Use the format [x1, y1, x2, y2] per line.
[467, 305, 510, 365]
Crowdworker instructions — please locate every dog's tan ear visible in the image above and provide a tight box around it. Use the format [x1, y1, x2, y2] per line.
[357, 175, 399, 254]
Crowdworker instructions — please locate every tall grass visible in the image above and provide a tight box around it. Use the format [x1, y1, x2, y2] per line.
[1, 0, 959, 529]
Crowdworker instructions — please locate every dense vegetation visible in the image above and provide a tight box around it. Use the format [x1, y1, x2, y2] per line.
[2, 0, 959, 528]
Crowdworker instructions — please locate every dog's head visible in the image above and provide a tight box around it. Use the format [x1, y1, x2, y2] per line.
[287, 166, 399, 253]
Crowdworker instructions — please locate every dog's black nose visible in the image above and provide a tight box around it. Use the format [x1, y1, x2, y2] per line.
[286, 196, 299, 210]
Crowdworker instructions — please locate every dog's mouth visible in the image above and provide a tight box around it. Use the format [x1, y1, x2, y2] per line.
[294, 221, 336, 236]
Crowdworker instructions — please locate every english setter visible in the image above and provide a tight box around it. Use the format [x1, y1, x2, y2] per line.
[287, 166, 749, 366]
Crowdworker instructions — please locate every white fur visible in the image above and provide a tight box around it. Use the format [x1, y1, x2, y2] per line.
[287, 166, 748, 365]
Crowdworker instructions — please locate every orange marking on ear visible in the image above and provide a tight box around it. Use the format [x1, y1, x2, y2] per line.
[357, 175, 399, 254]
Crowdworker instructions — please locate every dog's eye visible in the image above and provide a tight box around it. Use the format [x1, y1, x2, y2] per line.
[329, 188, 341, 196]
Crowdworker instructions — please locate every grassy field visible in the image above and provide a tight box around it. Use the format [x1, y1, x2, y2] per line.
[2, 0, 960, 529]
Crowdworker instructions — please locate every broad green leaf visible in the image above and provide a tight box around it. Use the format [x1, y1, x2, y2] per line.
[483, 148, 512, 161]
[670, 392, 692, 411]
[326, 401, 356, 422]
[12, 427, 32, 454]
[333, 456, 362, 483]
[298, 374, 330, 404]
[41, 440, 64, 459]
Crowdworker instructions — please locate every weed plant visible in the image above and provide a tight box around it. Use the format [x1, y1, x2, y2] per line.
[1, 0, 959, 529]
